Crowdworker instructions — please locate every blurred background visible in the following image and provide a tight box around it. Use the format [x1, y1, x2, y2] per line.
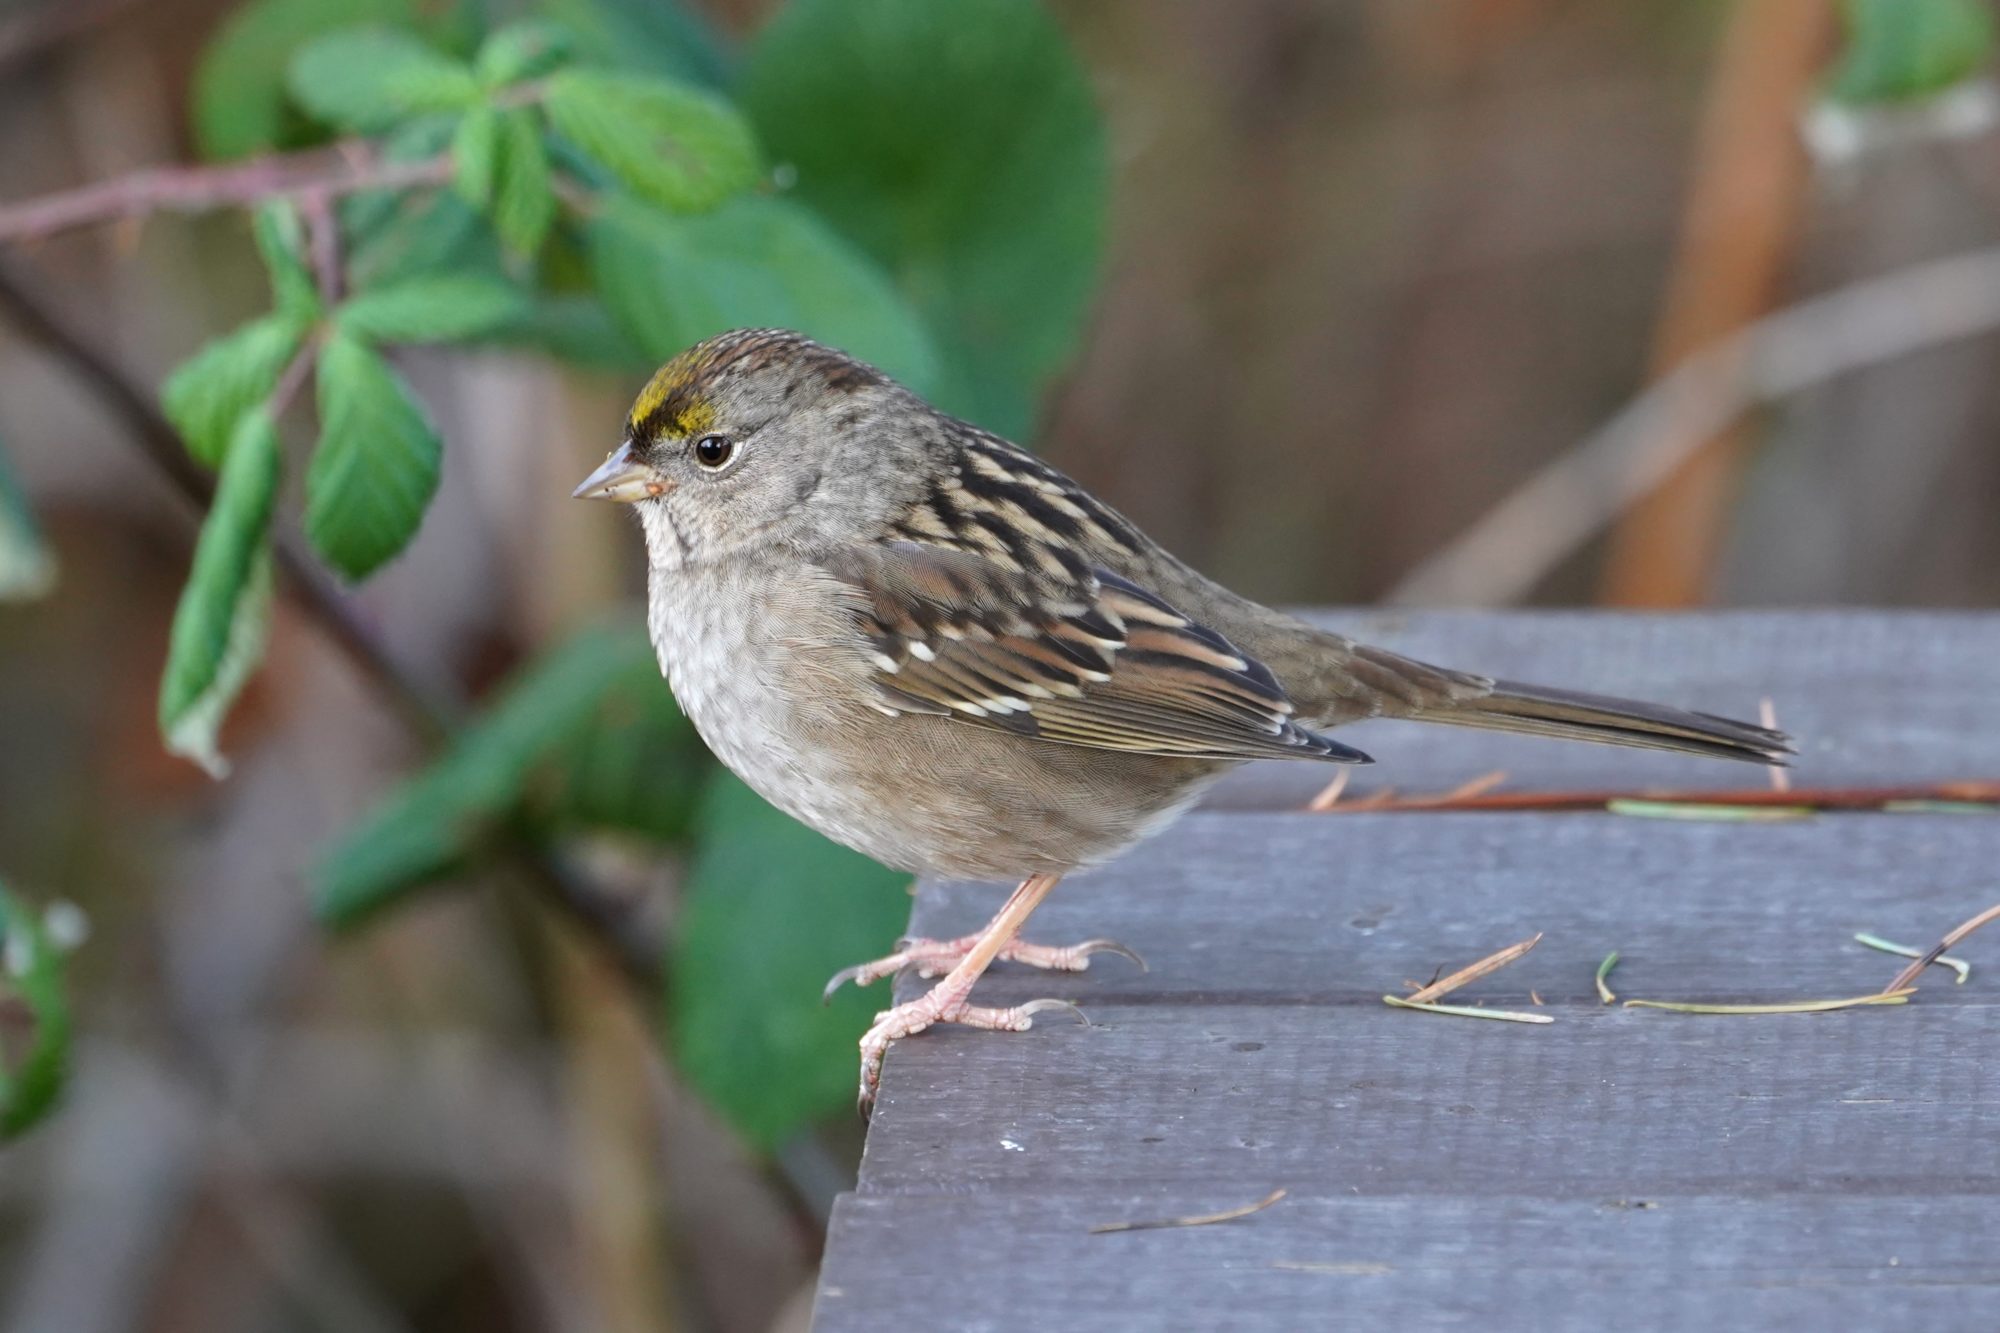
[1, 0, 1996, 1329]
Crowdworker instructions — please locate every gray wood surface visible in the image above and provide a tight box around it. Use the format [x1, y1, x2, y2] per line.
[813, 613, 2000, 1333]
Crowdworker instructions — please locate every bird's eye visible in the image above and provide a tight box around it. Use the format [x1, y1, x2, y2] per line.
[693, 434, 735, 470]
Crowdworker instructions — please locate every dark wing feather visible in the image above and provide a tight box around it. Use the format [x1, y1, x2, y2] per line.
[820, 543, 1370, 764]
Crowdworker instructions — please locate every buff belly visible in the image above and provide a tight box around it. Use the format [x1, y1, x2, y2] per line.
[646, 554, 1227, 881]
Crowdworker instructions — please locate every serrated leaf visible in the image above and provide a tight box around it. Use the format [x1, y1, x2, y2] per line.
[0, 884, 73, 1140]
[287, 27, 480, 133]
[452, 103, 502, 205]
[0, 441, 55, 601]
[305, 333, 442, 580]
[161, 314, 307, 468]
[337, 274, 528, 343]
[742, 0, 1107, 437]
[589, 193, 937, 391]
[476, 18, 575, 87]
[314, 624, 684, 926]
[254, 200, 322, 320]
[670, 772, 907, 1150]
[159, 409, 282, 778]
[453, 107, 557, 255]
[1829, 0, 1996, 104]
[193, 0, 419, 159]
[544, 69, 760, 214]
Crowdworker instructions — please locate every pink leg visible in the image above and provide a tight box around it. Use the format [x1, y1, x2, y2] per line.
[823, 929, 1144, 1001]
[854, 873, 1090, 1108]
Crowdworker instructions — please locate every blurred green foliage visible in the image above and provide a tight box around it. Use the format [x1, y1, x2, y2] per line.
[0, 440, 56, 602]
[1829, 0, 1996, 103]
[670, 775, 910, 1149]
[54, 0, 1116, 1151]
[0, 883, 72, 1140]
[742, 0, 1107, 438]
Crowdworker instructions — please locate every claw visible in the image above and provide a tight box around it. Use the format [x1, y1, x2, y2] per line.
[1017, 996, 1092, 1028]
[1072, 938, 1149, 973]
[822, 963, 870, 1004]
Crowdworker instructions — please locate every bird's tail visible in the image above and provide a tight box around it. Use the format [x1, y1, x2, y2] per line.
[1403, 677, 1793, 766]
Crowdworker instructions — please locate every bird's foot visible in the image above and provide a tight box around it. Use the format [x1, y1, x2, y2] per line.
[823, 933, 1145, 1001]
[857, 982, 1088, 1110]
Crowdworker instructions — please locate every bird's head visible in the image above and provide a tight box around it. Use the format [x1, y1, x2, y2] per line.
[573, 328, 927, 566]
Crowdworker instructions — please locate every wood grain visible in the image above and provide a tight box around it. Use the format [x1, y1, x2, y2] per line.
[815, 613, 2000, 1332]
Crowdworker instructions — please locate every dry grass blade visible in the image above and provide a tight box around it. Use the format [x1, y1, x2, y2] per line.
[1440, 769, 1509, 802]
[1883, 903, 2000, 995]
[1304, 769, 1350, 812]
[1089, 1188, 1287, 1235]
[1382, 995, 1553, 1024]
[1854, 932, 1969, 984]
[1595, 951, 1620, 1004]
[1607, 799, 1813, 822]
[1405, 933, 1542, 1005]
[1624, 989, 1915, 1015]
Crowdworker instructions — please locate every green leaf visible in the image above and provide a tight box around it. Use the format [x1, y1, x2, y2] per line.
[161, 314, 307, 468]
[484, 293, 651, 370]
[314, 624, 682, 926]
[193, 0, 419, 159]
[159, 409, 282, 778]
[348, 114, 503, 291]
[305, 333, 442, 580]
[742, 0, 1108, 437]
[337, 274, 528, 343]
[1829, 0, 1996, 103]
[670, 773, 908, 1150]
[541, 0, 729, 87]
[254, 200, 322, 320]
[541, 639, 704, 841]
[0, 885, 73, 1140]
[0, 440, 56, 601]
[476, 18, 575, 87]
[544, 69, 760, 214]
[589, 193, 938, 391]
[286, 27, 480, 133]
[455, 107, 557, 255]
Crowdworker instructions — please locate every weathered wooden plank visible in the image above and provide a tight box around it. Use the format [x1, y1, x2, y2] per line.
[858, 1001, 1998, 1196]
[905, 811, 2000, 1003]
[817, 1194, 2000, 1333]
[1213, 610, 1999, 806]
[820, 613, 2000, 1332]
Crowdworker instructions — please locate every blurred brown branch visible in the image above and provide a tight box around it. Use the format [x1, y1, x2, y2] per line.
[0, 144, 451, 247]
[0, 0, 146, 74]
[1596, 0, 1829, 606]
[1388, 246, 2000, 606]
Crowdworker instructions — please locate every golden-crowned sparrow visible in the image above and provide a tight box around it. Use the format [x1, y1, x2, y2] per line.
[575, 328, 1790, 1103]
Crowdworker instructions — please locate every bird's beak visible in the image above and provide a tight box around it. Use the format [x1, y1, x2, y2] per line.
[572, 441, 671, 503]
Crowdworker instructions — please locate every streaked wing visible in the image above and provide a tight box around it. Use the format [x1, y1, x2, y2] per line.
[820, 542, 1370, 764]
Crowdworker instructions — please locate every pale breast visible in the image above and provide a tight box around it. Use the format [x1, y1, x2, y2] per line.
[644, 550, 1228, 881]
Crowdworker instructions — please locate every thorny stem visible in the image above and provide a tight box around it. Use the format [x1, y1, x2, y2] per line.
[0, 144, 452, 247]
[300, 189, 344, 308]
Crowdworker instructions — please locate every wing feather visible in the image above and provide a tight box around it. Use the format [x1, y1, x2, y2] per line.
[820, 543, 1371, 764]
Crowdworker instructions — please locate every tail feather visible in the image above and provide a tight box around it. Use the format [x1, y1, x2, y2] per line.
[1406, 678, 1794, 767]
